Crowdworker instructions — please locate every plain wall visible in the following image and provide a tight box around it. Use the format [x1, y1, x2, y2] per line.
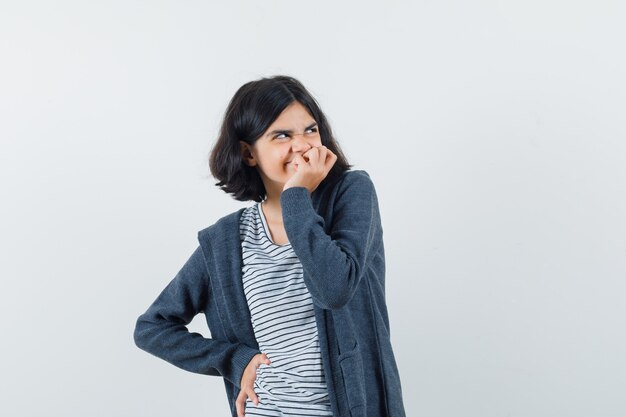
[1, 1, 625, 416]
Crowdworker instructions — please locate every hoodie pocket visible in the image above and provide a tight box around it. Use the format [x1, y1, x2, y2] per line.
[338, 342, 367, 414]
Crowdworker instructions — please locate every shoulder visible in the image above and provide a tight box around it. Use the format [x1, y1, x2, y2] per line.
[318, 169, 381, 220]
[335, 169, 377, 196]
[197, 206, 248, 241]
[340, 169, 374, 185]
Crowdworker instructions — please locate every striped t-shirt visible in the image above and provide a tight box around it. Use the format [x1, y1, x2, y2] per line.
[239, 201, 333, 417]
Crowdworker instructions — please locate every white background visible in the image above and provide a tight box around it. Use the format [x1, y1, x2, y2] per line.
[1, 1, 625, 416]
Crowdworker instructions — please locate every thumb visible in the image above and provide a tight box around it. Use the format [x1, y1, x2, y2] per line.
[258, 353, 271, 366]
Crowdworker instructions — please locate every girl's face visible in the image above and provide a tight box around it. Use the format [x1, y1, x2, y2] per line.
[241, 101, 322, 191]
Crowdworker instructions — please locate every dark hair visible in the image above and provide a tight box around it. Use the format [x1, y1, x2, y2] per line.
[209, 75, 352, 202]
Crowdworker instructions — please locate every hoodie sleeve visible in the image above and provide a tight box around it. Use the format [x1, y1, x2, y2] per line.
[280, 170, 383, 310]
[133, 245, 260, 388]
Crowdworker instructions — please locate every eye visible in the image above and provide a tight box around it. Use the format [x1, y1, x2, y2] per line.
[304, 127, 319, 136]
[274, 133, 289, 140]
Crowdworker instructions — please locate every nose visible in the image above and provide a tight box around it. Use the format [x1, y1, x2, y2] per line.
[291, 134, 312, 153]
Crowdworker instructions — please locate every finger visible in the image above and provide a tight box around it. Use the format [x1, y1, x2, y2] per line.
[315, 147, 329, 171]
[318, 146, 329, 166]
[300, 150, 312, 163]
[321, 146, 333, 160]
[236, 392, 246, 417]
[248, 387, 260, 405]
[293, 154, 305, 166]
[295, 154, 310, 170]
[306, 147, 320, 165]
[324, 152, 337, 172]
[259, 353, 271, 365]
[325, 149, 337, 165]
[305, 146, 319, 157]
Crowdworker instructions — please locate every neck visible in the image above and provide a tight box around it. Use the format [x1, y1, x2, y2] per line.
[262, 191, 283, 223]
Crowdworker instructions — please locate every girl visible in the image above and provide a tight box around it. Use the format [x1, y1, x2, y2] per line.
[134, 75, 406, 417]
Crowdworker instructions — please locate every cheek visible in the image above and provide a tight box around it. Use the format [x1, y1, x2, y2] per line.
[309, 139, 323, 148]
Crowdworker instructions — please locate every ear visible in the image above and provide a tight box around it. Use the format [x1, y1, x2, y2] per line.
[239, 141, 257, 167]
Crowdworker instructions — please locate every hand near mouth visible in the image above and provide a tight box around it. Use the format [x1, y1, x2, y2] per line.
[283, 145, 337, 194]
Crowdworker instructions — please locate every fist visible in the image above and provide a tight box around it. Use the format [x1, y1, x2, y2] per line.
[283, 145, 337, 193]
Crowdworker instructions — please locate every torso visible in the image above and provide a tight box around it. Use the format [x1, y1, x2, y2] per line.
[238, 202, 333, 414]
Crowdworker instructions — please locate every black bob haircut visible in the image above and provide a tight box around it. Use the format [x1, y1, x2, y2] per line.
[209, 75, 353, 202]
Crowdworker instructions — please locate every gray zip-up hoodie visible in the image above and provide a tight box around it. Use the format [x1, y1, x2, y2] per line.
[133, 169, 406, 417]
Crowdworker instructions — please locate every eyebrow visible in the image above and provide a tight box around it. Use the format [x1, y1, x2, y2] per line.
[266, 122, 318, 137]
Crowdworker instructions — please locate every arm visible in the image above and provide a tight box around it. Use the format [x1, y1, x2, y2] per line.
[133, 245, 260, 387]
[280, 170, 383, 310]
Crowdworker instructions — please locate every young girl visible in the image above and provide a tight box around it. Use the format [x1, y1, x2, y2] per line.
[134, 75, 406, 417]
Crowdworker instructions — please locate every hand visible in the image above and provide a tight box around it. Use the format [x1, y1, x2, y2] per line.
[283, 145, 337, 194]
[236, 353, 271, 417]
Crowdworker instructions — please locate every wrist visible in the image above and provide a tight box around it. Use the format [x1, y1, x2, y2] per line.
[282, 185, 310, 195]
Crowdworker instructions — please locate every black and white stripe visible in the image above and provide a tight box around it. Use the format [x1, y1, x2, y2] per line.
[239, 202, 333, 416]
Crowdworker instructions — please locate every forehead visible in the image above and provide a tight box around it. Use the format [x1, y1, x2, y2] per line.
[269, 102, 316, 127]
